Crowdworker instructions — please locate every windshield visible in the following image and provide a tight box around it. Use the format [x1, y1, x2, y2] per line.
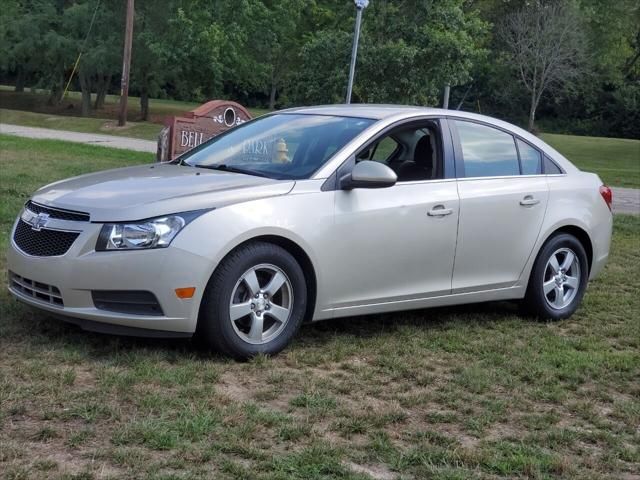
[180, 114, 375, 180]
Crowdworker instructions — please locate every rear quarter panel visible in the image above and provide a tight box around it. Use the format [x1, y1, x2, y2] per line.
[518, 172, 612, 286]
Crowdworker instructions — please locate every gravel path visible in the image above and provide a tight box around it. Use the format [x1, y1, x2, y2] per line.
[0, 123, 156, 153]
[611, 187, 640, 215]
[1, 123, 638, 214]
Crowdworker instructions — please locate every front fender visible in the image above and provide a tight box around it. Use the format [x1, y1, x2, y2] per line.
[171, 188, 334, 319]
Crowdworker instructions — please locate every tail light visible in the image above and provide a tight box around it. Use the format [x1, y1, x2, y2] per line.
[599, 185, 613, 211]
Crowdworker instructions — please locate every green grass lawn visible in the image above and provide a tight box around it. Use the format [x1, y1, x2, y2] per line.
[541, 133, 640, 189]
[1, 134, 639, 479]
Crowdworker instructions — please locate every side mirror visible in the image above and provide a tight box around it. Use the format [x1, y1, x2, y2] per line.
[339, 160, 397, 190]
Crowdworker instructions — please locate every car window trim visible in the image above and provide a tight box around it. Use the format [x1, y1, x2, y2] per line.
[513, 136, 525, 175]
[457, 174, 547, 182]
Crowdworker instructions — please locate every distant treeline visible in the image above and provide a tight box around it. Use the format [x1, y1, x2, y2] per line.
[1, 0, 638, 138]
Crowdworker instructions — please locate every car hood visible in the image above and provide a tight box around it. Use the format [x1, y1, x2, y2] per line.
[31, 163, 295, 222]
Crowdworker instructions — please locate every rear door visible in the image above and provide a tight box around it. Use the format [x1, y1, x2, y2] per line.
[450, 119, 549, 292]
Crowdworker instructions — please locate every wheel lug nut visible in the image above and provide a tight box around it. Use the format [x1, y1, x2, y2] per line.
[250, 303, 255, 309]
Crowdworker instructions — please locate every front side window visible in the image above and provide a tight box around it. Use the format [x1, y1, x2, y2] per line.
[517, 139, 542, 175]
[371, 137, 399, 163]
[455, 121, 520, 178]
[181, 114, 374, 180]
[356, 123, 443, 182]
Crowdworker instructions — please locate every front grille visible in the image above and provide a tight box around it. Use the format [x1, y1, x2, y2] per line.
[26, 201, 90, 222]
[13, 219, 80, 256]
[9, 271, 64, 307]
[92, 290, 164, 316]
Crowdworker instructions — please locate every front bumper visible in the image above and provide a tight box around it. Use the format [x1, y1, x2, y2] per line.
[7, 220, 213, 335]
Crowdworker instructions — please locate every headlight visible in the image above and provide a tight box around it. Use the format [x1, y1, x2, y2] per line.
[96, 210, 208, 251]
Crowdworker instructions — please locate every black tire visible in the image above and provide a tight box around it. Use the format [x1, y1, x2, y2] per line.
[522, 233, 589, 320]
[197, 242, 307, 359]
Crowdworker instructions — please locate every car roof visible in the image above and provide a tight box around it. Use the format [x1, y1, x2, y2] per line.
[277, 104, 578, 174]
[279, 104, 447, 120]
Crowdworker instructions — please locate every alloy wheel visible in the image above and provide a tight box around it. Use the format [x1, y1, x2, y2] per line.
[229, 263, 293, 344]
[543, 247, 581, 310]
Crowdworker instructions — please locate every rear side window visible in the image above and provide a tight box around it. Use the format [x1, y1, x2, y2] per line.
[455, 121, 520, 177]
[517, 139, 542, 175]
[544, 155, 563, 174]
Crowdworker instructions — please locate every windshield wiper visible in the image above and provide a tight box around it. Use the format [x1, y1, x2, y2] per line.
[192, 164, 270, 178]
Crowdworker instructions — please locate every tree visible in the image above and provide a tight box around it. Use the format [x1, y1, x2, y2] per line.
[498, 1, 587, 131]
[63, 1, 122, 116]
[289, 29, 352, 105]
[289, 0, 488, 106]
[256, 0, 308, 109]
[131, 0, 175, 120]
[0, 0, 72, 100]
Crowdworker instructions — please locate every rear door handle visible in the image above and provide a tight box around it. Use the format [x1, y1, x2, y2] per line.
[520, 195, 540, 206]
[428, 205, 453, 217]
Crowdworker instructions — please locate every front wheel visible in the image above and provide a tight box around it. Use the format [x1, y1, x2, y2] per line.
[197, 242, 307, 359]
[522, 233, 589, 320]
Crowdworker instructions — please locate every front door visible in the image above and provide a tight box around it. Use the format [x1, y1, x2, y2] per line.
[325, 119, 460, 311]
[328, 181, 460, 310]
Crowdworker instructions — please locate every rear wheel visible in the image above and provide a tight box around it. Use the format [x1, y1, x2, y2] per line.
[522, 233, 588, 320]
[197, 242, 307, 359]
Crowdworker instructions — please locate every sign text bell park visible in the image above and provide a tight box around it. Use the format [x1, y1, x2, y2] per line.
[157, 100, 252, 161]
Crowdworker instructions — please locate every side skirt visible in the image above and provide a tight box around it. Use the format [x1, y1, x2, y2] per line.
[317, 285, 526, 321]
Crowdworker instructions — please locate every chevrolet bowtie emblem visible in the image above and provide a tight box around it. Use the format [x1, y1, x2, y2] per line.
[23, 211, 50, 231]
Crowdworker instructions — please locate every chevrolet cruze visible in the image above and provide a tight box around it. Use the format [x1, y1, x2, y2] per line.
[7, 105, 613, 358]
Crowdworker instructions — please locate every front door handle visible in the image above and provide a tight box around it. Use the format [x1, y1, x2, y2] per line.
[428, 205, 453, 217]
[520, 195, 540, 206]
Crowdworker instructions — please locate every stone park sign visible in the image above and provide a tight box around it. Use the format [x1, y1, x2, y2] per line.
[157, 100, 252, 161]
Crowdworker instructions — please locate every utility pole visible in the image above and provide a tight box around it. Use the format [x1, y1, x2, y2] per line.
[346, 0, 369, 104]
[118, 0, 134, 126]
[442, 83, 450, 109]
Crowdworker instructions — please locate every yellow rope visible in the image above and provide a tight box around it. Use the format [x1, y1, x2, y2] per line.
[62, 52, 82, 99]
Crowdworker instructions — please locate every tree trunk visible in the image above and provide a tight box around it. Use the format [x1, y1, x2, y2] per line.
[268, 81, 277, 110]
[15, 66, 25, 92]
[528, 92, 537, 132]
[94, 75, 110, 110]
[93, 76, 103, 110]
[140, 88, 149, 121]
[78, 72, 92, 117]
[48, 78, 63, 106]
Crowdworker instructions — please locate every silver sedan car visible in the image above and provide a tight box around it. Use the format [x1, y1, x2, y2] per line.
[7, 105, 613, 358]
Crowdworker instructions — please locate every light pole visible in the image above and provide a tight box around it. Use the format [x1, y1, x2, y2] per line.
[346, 0, 369, 104]
[442, 83, 450, 109]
